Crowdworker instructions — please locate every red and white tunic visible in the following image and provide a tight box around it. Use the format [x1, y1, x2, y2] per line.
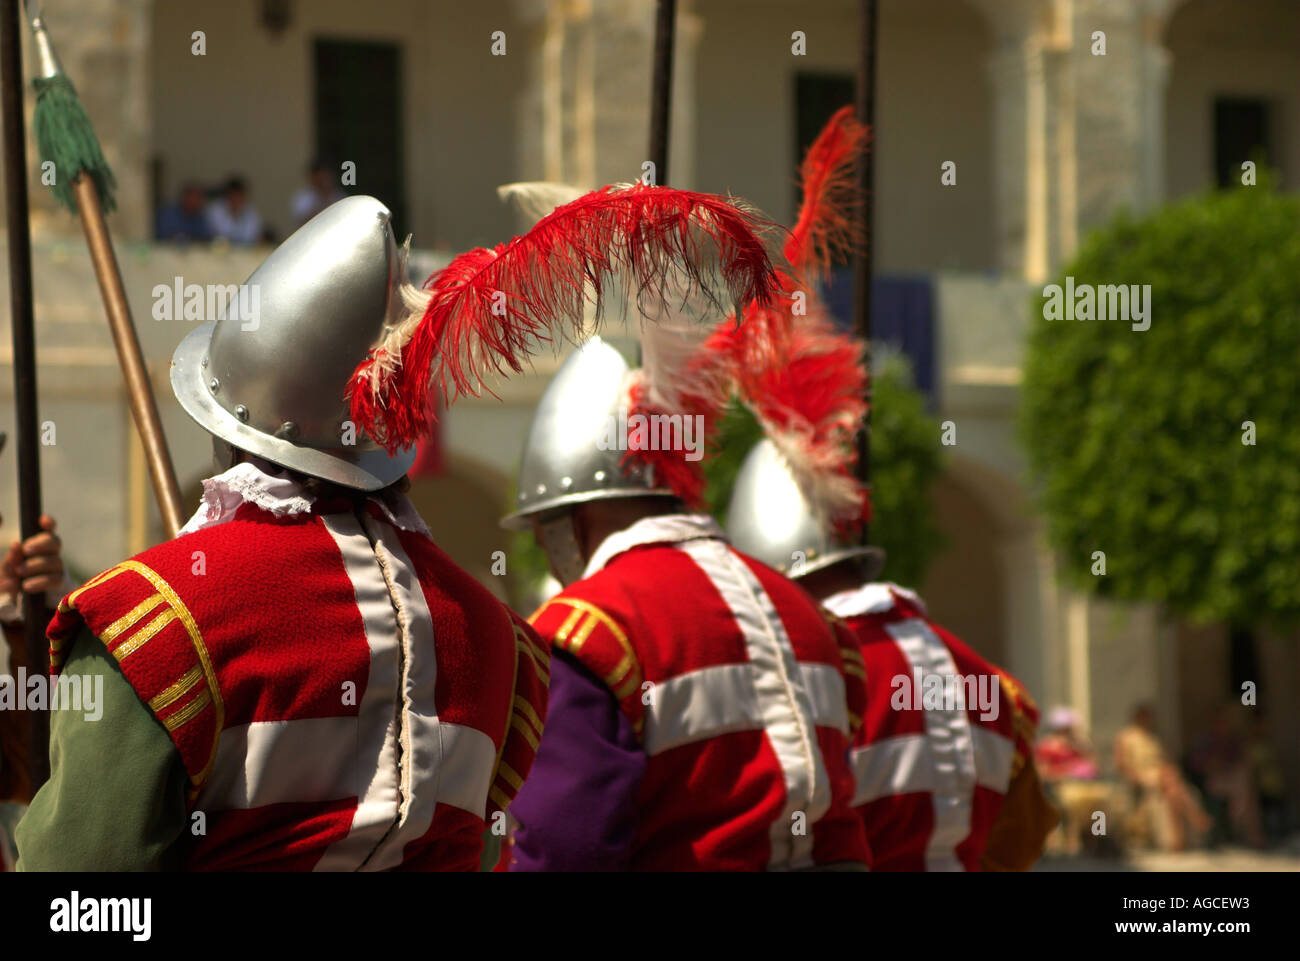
[522, 514, 868, 870]
[46, 463, 548, 871]
[824, 582, 1038, 871]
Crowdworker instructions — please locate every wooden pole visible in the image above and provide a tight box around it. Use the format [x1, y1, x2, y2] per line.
[1, 0, 49, 788]
[853, 0, 877, 542]
[648, 0, 676, 186]
[71, 175, 185, 537]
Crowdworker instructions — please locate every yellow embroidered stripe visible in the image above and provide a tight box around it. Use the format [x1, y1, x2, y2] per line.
[564, 614, 599, 651]
[610, 670, 640, 701]
[112, 609, 177, 661]
[513, 695, 544, 740]
[510, 714, 540, 752]
[842, 663, 867, 681]
[496, 761, 524, 791]
[149, 664, 205, 713]
[549, 606, 584, 644]
[117, 561, 225, 788]
[164, 687, 212, 732]
[514, 628, 550, 684]
[489, 608, 521, 819]
[545, 599, 641, 700]
[101, 594, 166, 645]
[489, 785, 512, 811]
[514, 620, 551, 660]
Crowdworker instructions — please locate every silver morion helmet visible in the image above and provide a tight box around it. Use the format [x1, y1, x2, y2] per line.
[727, 439, 883, 579]
[500, 338, 674, 531]
[170, 196, 417, 490]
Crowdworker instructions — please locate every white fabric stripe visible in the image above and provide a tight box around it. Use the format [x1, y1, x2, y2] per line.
[887, 617, 976, 872]
[679, 539, 831, 871]
[972, 726, 1016, 794]
[313, 513, 403, 872]
[644, 662, 848, 756]
[196, 717, 361, 810]
[821, 581, 927, 619]
[584, 512, 726, 578]
[849, 733, 934, 807]
[361, 516, 499, 871]
[849, 727, 1016, 810]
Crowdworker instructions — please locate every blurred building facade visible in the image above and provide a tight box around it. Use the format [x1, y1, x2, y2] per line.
[2, 0, 1298, 808]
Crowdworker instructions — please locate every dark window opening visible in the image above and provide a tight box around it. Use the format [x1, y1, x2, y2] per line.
[314, 39, 406, 232]
[1213, 97, 1271, 189]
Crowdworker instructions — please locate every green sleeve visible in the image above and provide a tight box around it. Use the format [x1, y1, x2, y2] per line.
[15, 628, 190, 871]
[479, 826, 502, 871]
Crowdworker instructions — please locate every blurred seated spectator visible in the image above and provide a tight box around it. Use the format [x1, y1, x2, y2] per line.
[1036, 706, 1100, 781]
[207, 176, 263, 246]
[1188, 705, 1264, 848]
[154, 181, 213, 243]
[291, 158, 344, 228]
[1115, 703, 1211, 851]
[1036, 707, 1109, 856]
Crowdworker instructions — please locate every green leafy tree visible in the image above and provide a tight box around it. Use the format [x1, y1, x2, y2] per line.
[1020, 181, 1300, 624]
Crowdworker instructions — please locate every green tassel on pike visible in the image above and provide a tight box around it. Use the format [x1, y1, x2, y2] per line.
[31, 71, 116, 214]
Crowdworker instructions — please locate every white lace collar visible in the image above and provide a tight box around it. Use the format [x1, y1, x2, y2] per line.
[583, 512, 726, 578]
[179, 460, 430, 537]
[821, 581, 927, 619]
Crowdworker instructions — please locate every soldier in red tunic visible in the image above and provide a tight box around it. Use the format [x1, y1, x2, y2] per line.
[722, 276, 1058, 874]
[710, 106, 1057, 871]
[493, 174, 870, 870]
[16, 197, 549, 870]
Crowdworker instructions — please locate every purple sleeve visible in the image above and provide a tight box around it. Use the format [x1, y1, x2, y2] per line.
[509, 651, 645, 871]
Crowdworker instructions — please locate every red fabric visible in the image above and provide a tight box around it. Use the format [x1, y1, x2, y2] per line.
[528, 535, 867, 870]
[845, 587, 1036, 871]
[48, 501, 547, 871]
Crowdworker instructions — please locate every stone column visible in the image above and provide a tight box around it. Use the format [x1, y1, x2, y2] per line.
[515, 0, 702, 190]
[998, 524, 1054, 708]
[1066, 0, 1175, 233]
[976, 0, 1060, 283]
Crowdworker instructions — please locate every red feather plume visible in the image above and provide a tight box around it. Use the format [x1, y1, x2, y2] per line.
[346, 183, 780, 454]
[680, 108, 870, 417]
[738, 308, 870, 531]
[784, 105, 870, 281]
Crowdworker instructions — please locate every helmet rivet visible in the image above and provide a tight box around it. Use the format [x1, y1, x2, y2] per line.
[234, 405, 249, 422]
[209, 377, 220, 392]
[560, 476, 573, 490]
[201, 356, 209, 369]
[275, 421, 300, 441]
[535, 484, 546, 496]
[594, 470, 607, 483]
